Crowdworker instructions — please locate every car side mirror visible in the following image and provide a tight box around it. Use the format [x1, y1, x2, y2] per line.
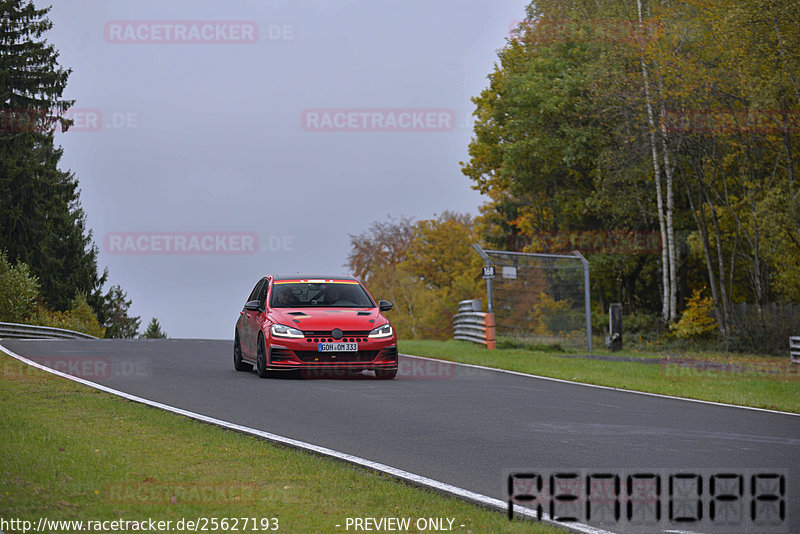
[378, 300, 393, 312]
[244, 299, 261, 311]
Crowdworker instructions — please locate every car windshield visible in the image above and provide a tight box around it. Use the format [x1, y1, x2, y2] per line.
[270, 281, 375, 308]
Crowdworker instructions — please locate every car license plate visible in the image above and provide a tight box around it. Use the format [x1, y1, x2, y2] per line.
[318, 342, 358, 352]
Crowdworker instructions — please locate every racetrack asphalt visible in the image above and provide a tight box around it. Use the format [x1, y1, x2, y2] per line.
[2, 338, 798, 533]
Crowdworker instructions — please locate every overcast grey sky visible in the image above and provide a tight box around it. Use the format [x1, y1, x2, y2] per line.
[46, 0, 528, 339]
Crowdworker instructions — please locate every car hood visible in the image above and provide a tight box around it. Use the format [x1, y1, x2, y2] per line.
[269, 308, 386, 332]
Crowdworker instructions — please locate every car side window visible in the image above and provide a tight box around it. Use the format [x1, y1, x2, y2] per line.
[257, 281, 269, 308]
[248, 279, 265, 303]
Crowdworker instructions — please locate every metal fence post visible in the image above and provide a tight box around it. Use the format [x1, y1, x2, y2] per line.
[472, 244, 493, 314]
[572, 251, 593, 352]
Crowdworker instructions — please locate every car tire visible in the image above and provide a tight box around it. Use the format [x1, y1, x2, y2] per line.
[233, 332, 253, 372]
[256, 336, 269, 378]
[374, 368, 397, 380]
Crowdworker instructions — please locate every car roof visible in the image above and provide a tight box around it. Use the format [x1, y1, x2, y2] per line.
[270, 274, 359, 282]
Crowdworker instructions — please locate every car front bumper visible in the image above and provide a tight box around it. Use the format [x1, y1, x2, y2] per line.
[266, 337, 398, 372]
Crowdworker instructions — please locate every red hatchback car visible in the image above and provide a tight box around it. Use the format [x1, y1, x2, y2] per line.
[234, 275, 398, 379]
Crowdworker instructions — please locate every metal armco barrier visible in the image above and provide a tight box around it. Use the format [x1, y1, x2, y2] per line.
[791, 337, 800, 363]
[0, 322, 98, 340]
[453, 299, 496, 350]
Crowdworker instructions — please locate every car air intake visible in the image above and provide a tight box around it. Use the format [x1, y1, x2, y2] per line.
[294, 350, 379, 363]
[270, 348, 294, 361]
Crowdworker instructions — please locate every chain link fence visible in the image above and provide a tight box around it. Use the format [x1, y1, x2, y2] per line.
[473, 246, 592, 351]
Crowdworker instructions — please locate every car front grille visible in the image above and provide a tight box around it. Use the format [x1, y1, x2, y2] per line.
[303, 331, 371, 343]
[294, 350, 379, 363]
[303, 330, 371, 336]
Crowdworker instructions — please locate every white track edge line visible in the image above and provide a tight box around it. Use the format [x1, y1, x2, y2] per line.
[400, 353, 800, 417]
[0, 343, 614, 534]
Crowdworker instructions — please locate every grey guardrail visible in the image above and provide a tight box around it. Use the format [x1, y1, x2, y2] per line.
[0, 322, 98, 340]
[453, 299, 496, 348]
[791, 336, 800, 363]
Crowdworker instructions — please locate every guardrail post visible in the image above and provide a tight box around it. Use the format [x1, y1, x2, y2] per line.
[791, 336, 800, 364]
[485, 313, 495, 350]
[453, 299, 494, 348]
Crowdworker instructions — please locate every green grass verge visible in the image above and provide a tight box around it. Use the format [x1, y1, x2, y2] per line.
[0, 354, 564, 534]
[400, 339, 800, 413]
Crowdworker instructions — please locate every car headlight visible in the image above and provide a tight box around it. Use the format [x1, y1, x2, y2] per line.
[368, 323, 393, 339]
[270, 324, 304, 338]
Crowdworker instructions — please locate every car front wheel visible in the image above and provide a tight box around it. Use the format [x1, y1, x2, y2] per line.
[375, 368, 397, 380]
[257, 336, 269, 378]
[233, 332, 253, 372]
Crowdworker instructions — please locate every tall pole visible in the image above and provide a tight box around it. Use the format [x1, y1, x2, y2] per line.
[573, 251, 592, 352]
[486, 275, 493, 314]
[472, 244, 493, 313]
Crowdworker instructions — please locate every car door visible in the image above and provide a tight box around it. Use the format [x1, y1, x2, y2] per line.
[253, 279, 270, 348]
[241, 278, 266, 359]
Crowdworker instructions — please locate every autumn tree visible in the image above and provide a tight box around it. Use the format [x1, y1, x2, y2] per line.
[403, 212, 483, 339]
[461, 0, 675, 318]
[463, 0, 798, 350]
[651, 0, 800, 341]
[0, 250, 39, 323]
[348, 213, 483, 339]
[348, 216, 425, 338]
[347, 216, 414, 285]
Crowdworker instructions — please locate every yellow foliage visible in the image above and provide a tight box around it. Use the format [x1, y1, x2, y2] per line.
[34, 292, 106, 338]
[670, 287, 718, 338]
[350, 212, 483, 340]
[530, 292, 571, 336]
[0, 251, 40, 323]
